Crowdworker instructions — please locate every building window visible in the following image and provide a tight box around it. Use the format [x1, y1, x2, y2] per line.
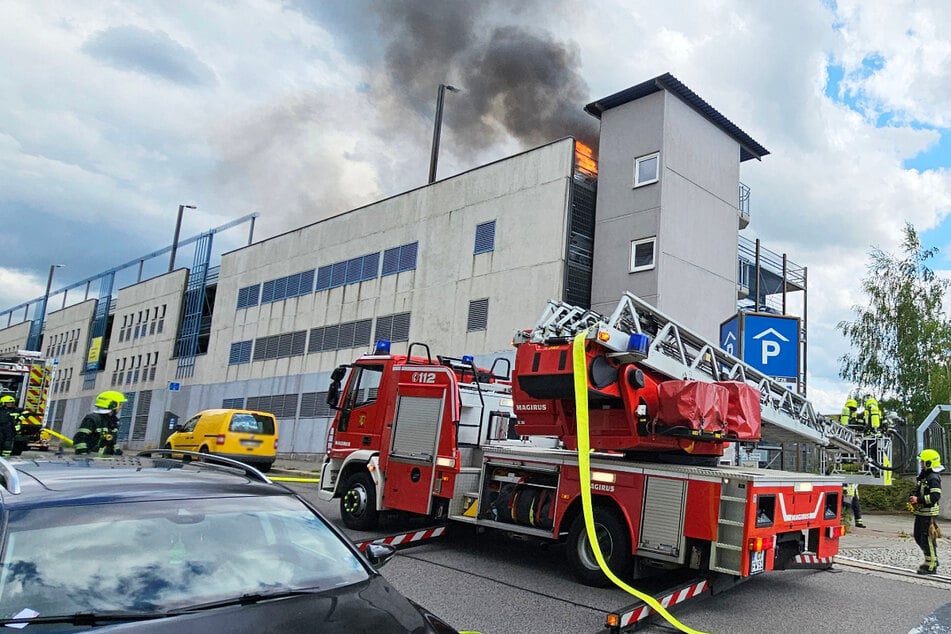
[630, 237, 656, 272]
[237, 284, 261, 309]
[474, 221, 496, 254]
[315, 253, 379, 291]
[252, 331, 308, 361]
[381, 242, 418, 276]
[633, 152, 660, 188]
[222, 397, 245, 409]
[299, 392, 332, 418]
[308, 319, 373, 353]
[228, 340, 253, 365]
[467, 298, 489, 332]
[374, 312, 411, 343]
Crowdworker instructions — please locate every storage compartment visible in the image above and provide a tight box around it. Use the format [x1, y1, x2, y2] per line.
[481, 465, 558, 530]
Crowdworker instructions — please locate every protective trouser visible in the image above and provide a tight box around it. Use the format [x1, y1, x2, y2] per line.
[913, 515, 939, 572]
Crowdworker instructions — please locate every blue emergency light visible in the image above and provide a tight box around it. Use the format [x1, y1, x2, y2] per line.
[628, 333, 650, 356]
[374, 339, 391, 354]
[462, 355, 474, 364]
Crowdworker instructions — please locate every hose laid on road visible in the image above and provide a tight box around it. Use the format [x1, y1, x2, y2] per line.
[270, 476, 321, 483]
[573, 331, 706, 634]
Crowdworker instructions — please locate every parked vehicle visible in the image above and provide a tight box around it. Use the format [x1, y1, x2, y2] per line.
[165, 408, 278, 472]
[0, 451, 465, 633]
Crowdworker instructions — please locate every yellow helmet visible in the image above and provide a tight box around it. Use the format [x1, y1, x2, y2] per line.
[918, 449, 942, 470]
[0, 395, 14, 405]
[845, 398, 857, 408]
[95, 391, 127, 410]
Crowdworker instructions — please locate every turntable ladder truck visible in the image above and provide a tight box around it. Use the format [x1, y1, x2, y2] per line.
[318, 293, 848, 590]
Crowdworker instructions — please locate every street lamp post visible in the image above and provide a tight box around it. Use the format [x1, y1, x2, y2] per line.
[43, 264, 64, 316]
[33, 264, 64, 351]
[428, 84, 460, 184]
[169, 204, 197, 272]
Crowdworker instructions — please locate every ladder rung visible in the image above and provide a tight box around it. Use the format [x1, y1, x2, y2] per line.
[718, 519, 743, 527]
[713, 543, 742, 551]
[721, 495, 746, 503]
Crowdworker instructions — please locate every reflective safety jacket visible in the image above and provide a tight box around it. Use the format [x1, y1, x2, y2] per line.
[0, 407, 22, 435]
[73, 411, 117, 454]
[913, 469, 943, 517]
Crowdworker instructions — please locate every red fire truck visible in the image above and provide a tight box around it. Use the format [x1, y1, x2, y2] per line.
[318, 293, 850, 587]
[0, 350, 54, 453]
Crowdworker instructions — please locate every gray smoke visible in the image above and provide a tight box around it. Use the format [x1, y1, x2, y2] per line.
[372, 1, 599, 152]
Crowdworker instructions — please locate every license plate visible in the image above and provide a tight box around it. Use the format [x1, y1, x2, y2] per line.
[240, 439, 261, 447]
[750, 550, 765, 574]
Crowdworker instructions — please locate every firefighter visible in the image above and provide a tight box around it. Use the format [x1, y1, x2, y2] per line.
[839, 398, 859, 426]
[0, 395, 23, 457]
[73, 391, 126, 455]
[909, 449, 943, 575]
[863, 395, 882, 435]
[843, 483, 865, 528]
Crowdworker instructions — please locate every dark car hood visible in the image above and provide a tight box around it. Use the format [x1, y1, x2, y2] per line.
[18, 575, 452, 634]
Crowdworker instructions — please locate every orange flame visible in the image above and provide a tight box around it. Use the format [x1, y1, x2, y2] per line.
[574, 141, 598, 177]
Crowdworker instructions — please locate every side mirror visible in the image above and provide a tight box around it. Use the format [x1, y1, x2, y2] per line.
[330, 366, 347, 382]
[327, 383, 340, 408]
[364, 543, 397, 568]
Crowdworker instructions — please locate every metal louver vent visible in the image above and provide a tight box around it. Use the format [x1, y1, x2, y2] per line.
[467, 298, 489, 332]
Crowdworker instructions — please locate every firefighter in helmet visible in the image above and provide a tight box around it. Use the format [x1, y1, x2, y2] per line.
[863, 395, 882, 435]
[839, 397, 859, 427]
[0, 395, 23, 457]
[910, 449, 943, 574]
[73, 391, 126, 455]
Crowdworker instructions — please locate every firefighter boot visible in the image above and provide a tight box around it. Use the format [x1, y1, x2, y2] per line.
[917, 560, 938, 575]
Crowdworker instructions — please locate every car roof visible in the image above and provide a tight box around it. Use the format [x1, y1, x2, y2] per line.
[190, 408, 276, 417]
[0, 454, 291, 510]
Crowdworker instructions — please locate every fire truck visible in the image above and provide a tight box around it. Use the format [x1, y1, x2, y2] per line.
[0, 350, 55, 454]
[318, 293, 864, 588]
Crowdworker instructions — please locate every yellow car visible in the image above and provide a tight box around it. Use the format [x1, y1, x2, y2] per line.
[165, 409, 278, 472]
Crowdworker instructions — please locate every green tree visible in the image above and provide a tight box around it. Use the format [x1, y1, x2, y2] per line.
[837, 223, 951, 424]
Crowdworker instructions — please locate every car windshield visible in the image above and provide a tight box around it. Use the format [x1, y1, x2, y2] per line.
[0, 494, 369, 618]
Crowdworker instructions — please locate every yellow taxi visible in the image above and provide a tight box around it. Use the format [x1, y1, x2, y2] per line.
[165, 409, 278, 472]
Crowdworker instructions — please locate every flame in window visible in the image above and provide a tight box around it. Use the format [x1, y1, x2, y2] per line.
[574, 141, 597, 177]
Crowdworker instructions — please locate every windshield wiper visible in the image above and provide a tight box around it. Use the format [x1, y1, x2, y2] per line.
[172, 587, 324, 613]
[0, 611, 164, 626]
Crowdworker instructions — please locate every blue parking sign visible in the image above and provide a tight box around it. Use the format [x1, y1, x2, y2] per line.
[742, 314, 799, 379]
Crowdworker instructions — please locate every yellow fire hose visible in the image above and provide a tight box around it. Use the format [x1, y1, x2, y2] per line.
[41, 428, 73, 445]
[270, 476, 321, 483]
[573, 331, 706, 634]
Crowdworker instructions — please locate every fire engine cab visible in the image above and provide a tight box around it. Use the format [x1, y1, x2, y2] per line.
[318, 293, 858, 587]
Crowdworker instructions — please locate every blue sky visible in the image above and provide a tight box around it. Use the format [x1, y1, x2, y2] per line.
[2, 0, 951, 413]
[825, 53, 951, 264]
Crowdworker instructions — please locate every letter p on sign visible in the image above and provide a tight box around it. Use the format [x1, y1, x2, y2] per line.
[761, 340, 780, 365]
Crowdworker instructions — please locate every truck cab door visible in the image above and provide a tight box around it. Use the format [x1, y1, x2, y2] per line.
[382, 367, 455, 516]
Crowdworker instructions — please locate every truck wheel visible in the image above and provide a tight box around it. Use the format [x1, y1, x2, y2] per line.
[566, 507, 632, 587]
[340, 471, 379, 530]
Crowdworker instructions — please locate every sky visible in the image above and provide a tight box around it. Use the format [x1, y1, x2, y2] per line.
[2, 0, 950, 414]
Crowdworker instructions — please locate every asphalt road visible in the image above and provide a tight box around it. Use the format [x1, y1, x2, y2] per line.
[290, 484, 950, 634]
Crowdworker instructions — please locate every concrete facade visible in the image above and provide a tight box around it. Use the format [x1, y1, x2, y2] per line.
[589, 85, 744, 343]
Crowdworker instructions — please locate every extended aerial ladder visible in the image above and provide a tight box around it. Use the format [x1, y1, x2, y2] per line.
[515, 292, 891, 485]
